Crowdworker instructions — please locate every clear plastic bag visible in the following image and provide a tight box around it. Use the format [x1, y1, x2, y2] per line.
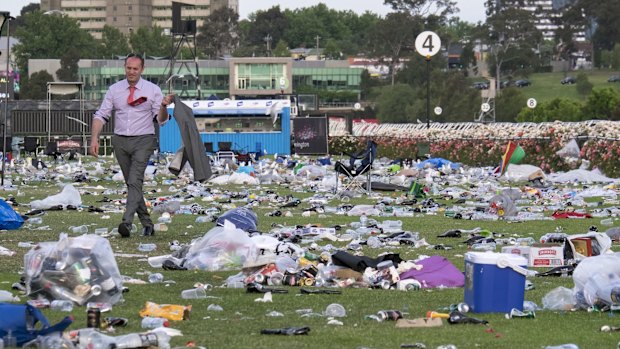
[23, 233, 124, 306]
[29, 184, 82, 210]
[542, 286, 576, 311]
[183, 221, 258, 271]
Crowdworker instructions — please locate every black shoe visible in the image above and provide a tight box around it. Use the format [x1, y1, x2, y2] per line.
[118, 223, 131, 238]
[142, 225, 154, 236]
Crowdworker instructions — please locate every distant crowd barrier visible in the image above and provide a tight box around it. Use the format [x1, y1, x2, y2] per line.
[328, 120, 620, 178]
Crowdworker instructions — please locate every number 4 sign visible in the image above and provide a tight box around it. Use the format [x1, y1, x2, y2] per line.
[415, 31, 441, 58]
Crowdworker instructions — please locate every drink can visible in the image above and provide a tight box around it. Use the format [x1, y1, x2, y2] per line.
[302, 277, 315, 286]
[303, 264, 319, 277]
[380, 279, 392, 289]
[377, 310, 403, 321]
[282, 274, 297, 286]
[87, 307, 101, 328]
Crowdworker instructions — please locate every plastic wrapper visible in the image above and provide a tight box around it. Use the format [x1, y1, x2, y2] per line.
[138, 301, 191, 321]
[24, 233, 123, 306]
[572, 253, 620, 308]
[183, 221, 259, 271]
[215, 207, 258, 232]
[29, 184, 82, 210]
[542, 286, 576, 311]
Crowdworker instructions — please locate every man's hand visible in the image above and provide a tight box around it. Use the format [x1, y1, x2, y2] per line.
[89, 140, 99, 158]
[161, 94, 175, 107]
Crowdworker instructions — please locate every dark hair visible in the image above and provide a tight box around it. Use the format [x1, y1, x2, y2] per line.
[125, 53, 144, 67]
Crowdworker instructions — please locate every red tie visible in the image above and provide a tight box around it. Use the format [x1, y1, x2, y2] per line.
[128, 86, 136, 104]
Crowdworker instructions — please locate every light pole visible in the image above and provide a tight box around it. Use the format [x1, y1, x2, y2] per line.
[0, 11, 14, 186]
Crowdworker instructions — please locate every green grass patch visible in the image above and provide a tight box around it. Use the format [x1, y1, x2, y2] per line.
[0, 159, 618, 349]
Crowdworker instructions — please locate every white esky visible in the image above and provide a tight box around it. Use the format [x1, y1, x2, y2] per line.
[4, 0, 486, 24]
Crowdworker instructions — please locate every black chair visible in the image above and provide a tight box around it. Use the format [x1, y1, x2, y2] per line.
[45, 141, 61, 161]
[23, 137, 39, 156]
[218, 142, 232, 151]
[334, 140, 377, 194]
[204, 142, 214, 154]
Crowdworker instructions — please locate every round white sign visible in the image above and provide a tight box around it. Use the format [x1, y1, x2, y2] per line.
[527, 98, 537, 109]
[278, 77, 289, 89]
[481, 103, 491, 112]
[415, 31, 441, 58]
[434, 106, 443, 115]
[354, 102, 362, 110]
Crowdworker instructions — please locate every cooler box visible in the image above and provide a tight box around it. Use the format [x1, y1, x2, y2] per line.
[464, 252, 528, 313]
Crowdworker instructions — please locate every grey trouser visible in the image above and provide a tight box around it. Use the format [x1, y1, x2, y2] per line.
[112, 134, 157, 227]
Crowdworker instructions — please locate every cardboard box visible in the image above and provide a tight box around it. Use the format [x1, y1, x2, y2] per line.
[570, 237, 593, 257]
[529, 243, 564, 267]
[501, 246, 531, 262]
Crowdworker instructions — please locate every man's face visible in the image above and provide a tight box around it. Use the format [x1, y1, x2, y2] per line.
[125, 57, 144, 85]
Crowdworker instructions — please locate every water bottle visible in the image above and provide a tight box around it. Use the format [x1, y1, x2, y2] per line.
[359, 214, 368, 228]
[27, 217, 43, 225]
[114, 331, 170, 349]
[50, 300, 74, 312]
[153, 223, 168, 232]
[471, 242, 497, 251]
[141, 317, 169, 329]
[3, 330, 16, 348]
[138, 243, 157, 252]
[148, 273, 164, 283]
[195, 216, 210, 223]
[544, 344, 579, 349]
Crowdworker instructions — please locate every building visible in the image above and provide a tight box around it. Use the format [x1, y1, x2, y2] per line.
[28, 58, 364, 106]
[40, 0, 239, 39]
[494, 0, 585, 42]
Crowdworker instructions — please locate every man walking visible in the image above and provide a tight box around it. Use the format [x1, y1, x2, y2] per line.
[90, 53, 173, 237]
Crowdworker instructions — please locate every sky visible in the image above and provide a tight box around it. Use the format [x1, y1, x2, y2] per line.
[4, 0, 486, 23]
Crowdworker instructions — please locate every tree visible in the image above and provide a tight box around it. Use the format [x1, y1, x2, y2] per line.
[582, 88, 620, 120]
[20, 70, 53, 99]
[383, 0, 457, 18]
[196, 7, 240, 59]
[12, 10, 99, 75]
[100, 25, 130, 58]
[576, 72, 593, 97]
[484, 2, 542, 94]
[367, 12, 420, 86]
[283, 4, 352, 52]
[561, 0, 620, 52]
[4, 2, 39, 37]
[244, 6, 289, 54]
[56, 48, 79, 82]
[494, 87, 526, 122]
[129, 26, 171, 58]
[517, 98, 583, 122]
[272, 40, 290, 57]
[375, 83, 418, 123]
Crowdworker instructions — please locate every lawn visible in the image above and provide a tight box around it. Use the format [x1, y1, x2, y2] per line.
[0, 156, 619, 349]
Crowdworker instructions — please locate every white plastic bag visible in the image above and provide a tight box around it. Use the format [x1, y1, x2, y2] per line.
[29, 184, 82, 210]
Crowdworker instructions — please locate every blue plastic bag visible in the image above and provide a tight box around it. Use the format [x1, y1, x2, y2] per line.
[0, 199, 24, 230]
[216, 207, 258, 232]
[0, 303, 73, 346]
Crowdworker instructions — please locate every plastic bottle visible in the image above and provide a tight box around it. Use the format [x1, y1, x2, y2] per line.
[544, 344, 579, 349]
[324, 303, 346, 317]
[138, 243, 157, 252]
[195, 216, 210, 223]
[153, 223, 168, 232]
[27, 217, 43, 225]
[141, 317, 169, 329]
[0, 290, 19, 302]
[50, 300, 74, 312]
[2, 330, 16, 348]
[359, 214, 368, 228]
[115, 331, 171, 349]
[148, 273, 164, 283]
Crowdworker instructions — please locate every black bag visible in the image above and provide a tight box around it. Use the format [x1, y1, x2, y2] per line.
[0, 303, 73, 346]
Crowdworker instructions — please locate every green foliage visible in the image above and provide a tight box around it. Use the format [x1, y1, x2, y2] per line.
[196, 7, 240, 59]
[244, 6, 289, 54]
[384, 0, 457, 18]
[12, 10, 99, 74]
[576, 72, 593, 96]
[20, 70, 53, 99]
[582, 87, 620, 120]
[494, 87, 527, 122]
[56, 48, 80, 82]
[128, 26, 171, 58]
[517, 98, 583, 122]
[272, 40, 290, 57]
[100, 25, 130, 58]
[375, 83, 417, 123]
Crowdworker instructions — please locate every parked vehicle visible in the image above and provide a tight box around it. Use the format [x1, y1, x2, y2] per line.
[561, 76, 576, 85]
[514, 79, 531, 87]
[471, 82, 489, 90]
[608, 75, 620, 83]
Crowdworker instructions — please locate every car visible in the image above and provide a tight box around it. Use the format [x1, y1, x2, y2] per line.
[471, 82, 489, 90]
[608, 75, 620, 83]
[561, 76, 576, 85]
[514, 79, 531, 87]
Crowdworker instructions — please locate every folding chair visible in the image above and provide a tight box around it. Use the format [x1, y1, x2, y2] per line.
[216, 142, 235, 164]
[45, 141, 62, 162]
[23, 137, 39, 157]
[334, 140, 377, 195]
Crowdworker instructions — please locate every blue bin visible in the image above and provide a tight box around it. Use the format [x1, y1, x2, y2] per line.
[464, 252, 528, 313]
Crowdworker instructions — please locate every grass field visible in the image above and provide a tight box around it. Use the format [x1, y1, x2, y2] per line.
[0, 157, 619, 349]
[474, 69, 620, 104]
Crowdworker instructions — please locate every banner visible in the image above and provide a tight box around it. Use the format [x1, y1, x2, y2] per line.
[293, 116, 328, 154]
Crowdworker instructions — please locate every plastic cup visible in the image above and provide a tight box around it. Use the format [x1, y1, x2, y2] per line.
[324, 303, 346, 317]
[181, 287, 207, 299]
